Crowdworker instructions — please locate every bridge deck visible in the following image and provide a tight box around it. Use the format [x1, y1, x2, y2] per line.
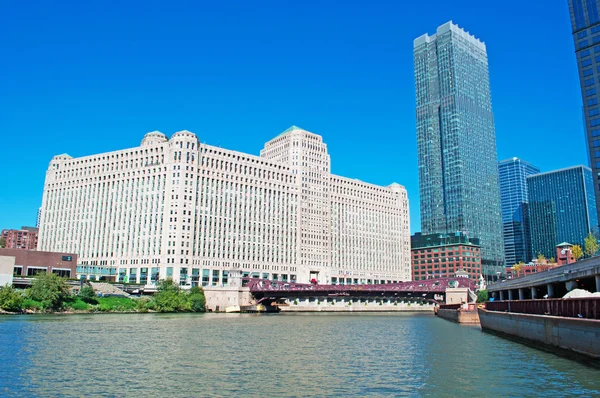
[244, 277, 474, 296]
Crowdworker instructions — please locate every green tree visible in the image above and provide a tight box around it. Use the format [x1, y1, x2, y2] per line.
[27, 272, 70, 310]
[188, 286, 206, 312]
[572, 244, 584, 261]
[584, 233, 599, 257]
[0, 285, 24, 312]
[154, 278, 190, 312]
[476, 290, 488, 303]
[0, 237, 6, 248]
[78, 286, 98, 304]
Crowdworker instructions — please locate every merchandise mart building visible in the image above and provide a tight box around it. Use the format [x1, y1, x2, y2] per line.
[38, 126, 411, 286]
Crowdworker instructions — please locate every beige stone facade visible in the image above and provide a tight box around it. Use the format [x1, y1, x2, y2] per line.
[39, 126, 410, 285]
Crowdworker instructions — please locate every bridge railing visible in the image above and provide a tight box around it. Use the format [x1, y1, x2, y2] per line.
[485, 298, 600, 320]
[242, 277, 475, 293]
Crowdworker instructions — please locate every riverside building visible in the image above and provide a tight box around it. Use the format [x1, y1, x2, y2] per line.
[414, 21, 504, 278]
[568, 0, 600, 225]
[38, 126, 411, 285]
[527, 165, 598, 259]
[498, 158, 540, 266]
[411, 232, 482, 283]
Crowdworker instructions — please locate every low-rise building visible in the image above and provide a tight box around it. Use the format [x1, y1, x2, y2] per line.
[556, 242, 576, 265]
[0, 248, 77, 278]
[505, 261, 559, 279]
[1, 227, 39, 250]
[0, 256, 16, 286]
[411, 232, 482, 282]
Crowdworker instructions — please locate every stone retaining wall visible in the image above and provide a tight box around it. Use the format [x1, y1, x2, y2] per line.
[437, 308, 479, 324]
[478, 308, 600, 359]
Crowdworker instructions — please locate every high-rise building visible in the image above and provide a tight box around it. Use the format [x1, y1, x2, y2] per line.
[568, 0, 600, 227]
[527, 165, 598, 259]
[36, 207, 42, 228]
[414, 21, 504, 276]
[38, 127, 411, 285]
[498, 158, 540, 266]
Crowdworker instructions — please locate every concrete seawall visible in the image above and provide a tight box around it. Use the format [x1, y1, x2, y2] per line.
[437, 308, 479, 324]
[280, 304, 434, 313]
[478, 309, 600, 360]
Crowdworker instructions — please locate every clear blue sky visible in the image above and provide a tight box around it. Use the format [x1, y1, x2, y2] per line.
[0, 0, 586, 233]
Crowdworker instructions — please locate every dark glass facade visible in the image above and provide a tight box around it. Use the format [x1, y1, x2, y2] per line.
[414, 22, 504, 276]
[568, 0, 600, 227]
[527, 166, 598, 259]
[498, 158, 540, 266]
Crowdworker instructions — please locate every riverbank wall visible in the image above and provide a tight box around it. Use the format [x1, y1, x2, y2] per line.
[478, 308, 600, 360]
[436, 307, 479, 324]
[279, 303, 434, 313]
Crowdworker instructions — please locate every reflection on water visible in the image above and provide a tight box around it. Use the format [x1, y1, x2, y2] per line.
[0, 313, 598, 397]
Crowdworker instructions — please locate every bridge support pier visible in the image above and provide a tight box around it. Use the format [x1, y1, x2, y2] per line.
[518, 288, 525, 301]
[531, 287, 537, 300]
[596, 275, 600, 293]
[547, 284, 555, 298]
[508, 290, 514, 301]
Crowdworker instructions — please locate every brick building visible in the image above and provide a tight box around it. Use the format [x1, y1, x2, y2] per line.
[411, 232, 482, 283]
[0, 248, 77, 278]
[1, 227, 39, 250]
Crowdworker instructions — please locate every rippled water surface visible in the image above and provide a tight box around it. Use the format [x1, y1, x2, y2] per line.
[1, 313, 598, 397]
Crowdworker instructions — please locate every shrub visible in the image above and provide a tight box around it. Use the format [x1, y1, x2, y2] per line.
[154, 279, 191, 312]
[0, 285, 24, 312]
[68, 297, 89, 311]
[188, 286, 206, 312]
[97, 296, 137, 312]
[476, 290, 488, 303]
[136, 297, 153, 313]
[22, 299, 43, 311]
[79, 286, 98, 304]
[27, 272, 70, 310]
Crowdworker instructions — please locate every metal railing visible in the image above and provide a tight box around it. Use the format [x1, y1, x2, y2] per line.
[486, 298, 600, 319]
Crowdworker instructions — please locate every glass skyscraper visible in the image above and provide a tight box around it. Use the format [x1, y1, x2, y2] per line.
[568, 0, 600, 227]
[498, 158, 540, 266]
[527, 165, 598, 259]
[414, 21, 504, 277]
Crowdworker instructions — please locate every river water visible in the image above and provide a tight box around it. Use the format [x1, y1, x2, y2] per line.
[0, 313, 598, 397]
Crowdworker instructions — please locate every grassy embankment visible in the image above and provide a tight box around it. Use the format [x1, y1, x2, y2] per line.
[0, 273, 205, 314]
